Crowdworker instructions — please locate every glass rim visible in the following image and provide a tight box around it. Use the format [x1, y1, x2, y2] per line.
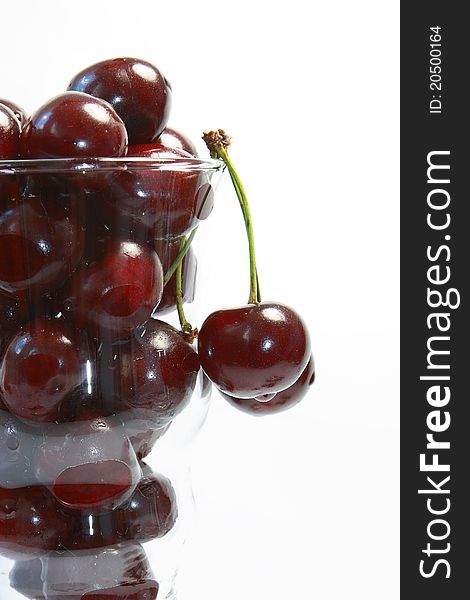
[0, 156, 225, 175]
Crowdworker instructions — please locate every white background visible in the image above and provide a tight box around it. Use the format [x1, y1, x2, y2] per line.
[1, 1, 399, 599]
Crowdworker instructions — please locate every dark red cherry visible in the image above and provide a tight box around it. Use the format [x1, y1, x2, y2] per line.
[61, 468, 176, 551]
[99, 319, 200, 426]
[157, 127, 197, 156]
[1, 409, 38, 488]
[61, 239, 163, 340]
[0, 194, 85, 296]
[0, 319, 84, 423]
[114, 470, 177, 543]
[0, 486, 69, 558]
[0, 98, 28, 127]
[0, 103, 21, 158]
[198, 302, 311, 398]
[101, 144, 214, 240]
[21, 92, 127, 158]
[221, 355, 315, 415]
[68, 57, 171, 145]
[35, 416, 141, 510]
[9, 558, 45, 599]
[154, 238, 197, 316]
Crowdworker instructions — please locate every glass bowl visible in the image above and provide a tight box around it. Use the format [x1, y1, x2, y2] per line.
[0, 157, 224, 600]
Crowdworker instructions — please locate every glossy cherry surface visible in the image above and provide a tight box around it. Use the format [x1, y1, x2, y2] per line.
[61, 239, 163, 340]
[68, 57, 172, 145]
[99, 319, 200, 426]
[21, 92, 127, 158]
[114, 470, 177, 542]
[35, 416, 141, 510]
[0, 485, 69, 558]
[0, 103, 21, 159]
[101, 144, 214, 240]
[0, 319, 83, 422]
[221, 355, 315, 415]
[42, 542, 158, 600]
[198, 302, 311, 398]
[0, 194, 85, 296]
[158, 127, 197, 156]
[0, 98, 28, 127]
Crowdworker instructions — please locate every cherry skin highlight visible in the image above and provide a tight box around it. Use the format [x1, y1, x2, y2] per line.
[0, 194, 85, 296]
[0, 98, 28, 127]
[198, 302, 311, 399]
[61, 239, 163, 340]
[62, 468, 177, 551]
[99, 319, 200, 426]
[20, 91, 127, 158]
[101, 144, 214, 240]
[0, 319, 83, 423]
[221, 355, 315, 415]
[157, 127, 198, 156]
[68, 57, 172, 145]
[0, 103, 21, 159]
[0, 485, 70, 558]
[113, 470, 177, 542]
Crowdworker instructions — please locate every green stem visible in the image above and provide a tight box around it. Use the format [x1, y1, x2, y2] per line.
[163, 228, 197, 287]
[203, 131, 260, 304]
[175, 236, 195, 338]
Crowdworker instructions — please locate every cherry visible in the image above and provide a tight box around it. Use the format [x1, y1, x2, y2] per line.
[99, 319, 200, 426]
[68, 57, 172, 145]
[62, 468, 176, 551]
[0, 194, 85, 296]
[9, 558, 45, 599]
[35, 416, 141, 510]
[42, 542, 158, 600]
[0, 409, 38, 489]
[116, 473, 178, 542]
[0, 98, 28, 127]
[221, 355, 315, 415]
[154, 238, 197, 316]
[198, 302, 311, 399]
[114, 470, 177, 543]
[158, 127, 197, 156]
[60, 239, 163, 340]
[101, 144, 214, 240]
[0, 319, 84, 423]
[0, 485, 69, 558]
[20, 92, 127, 158]
[0, 102, 21, 158]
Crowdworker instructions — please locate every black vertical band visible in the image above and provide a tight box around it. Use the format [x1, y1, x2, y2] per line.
[401, 4, 469, 597]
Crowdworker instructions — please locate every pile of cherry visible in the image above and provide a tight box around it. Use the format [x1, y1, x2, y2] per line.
[0, 57, 314, 599]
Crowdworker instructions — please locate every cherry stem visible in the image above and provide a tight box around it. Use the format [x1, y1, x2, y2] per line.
[163, 228, 197, 286]
[203, 129, 260, 304]
[175, 236, 197, 342]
